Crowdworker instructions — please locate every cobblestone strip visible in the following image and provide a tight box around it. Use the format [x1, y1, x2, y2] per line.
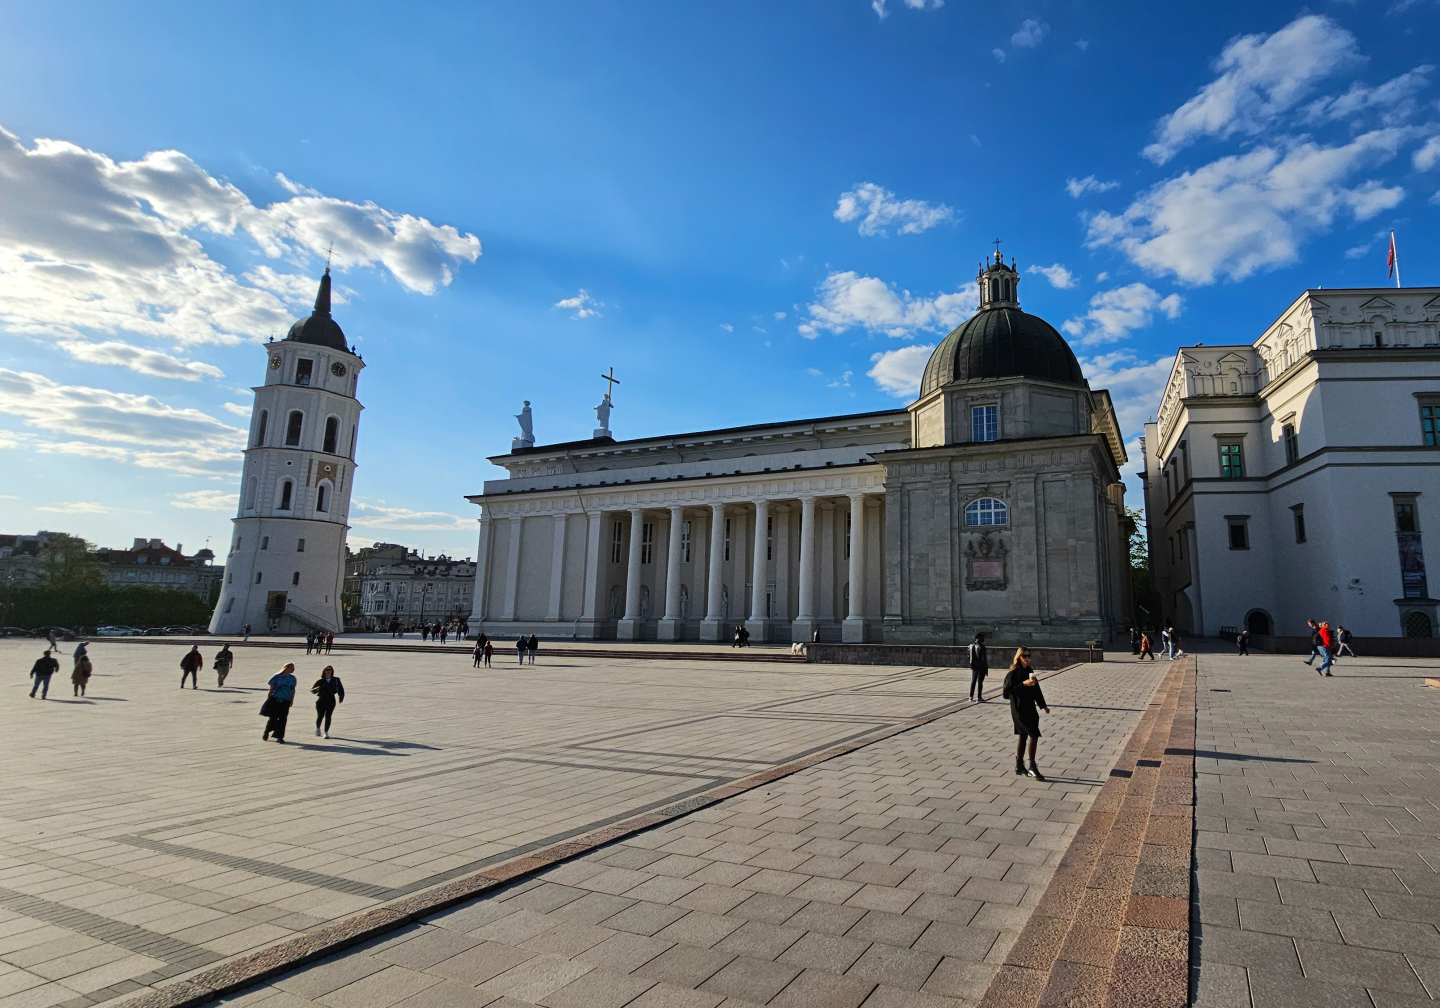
[978, 658, 1194, 1008]
[112, 665, 1093, 1008]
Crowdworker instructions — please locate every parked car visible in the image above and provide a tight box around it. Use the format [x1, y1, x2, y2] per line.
[30, 626, 78, 641]
[0, 627, 31, 638]
[164, 625, 208, 635]
[95, 625, 145, 637]
[143, 627, 169, 636]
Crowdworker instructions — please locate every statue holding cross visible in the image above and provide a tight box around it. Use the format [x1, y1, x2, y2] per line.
[594, 367, 619, 438]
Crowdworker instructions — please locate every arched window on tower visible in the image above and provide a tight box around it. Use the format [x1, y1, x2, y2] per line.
[278, 480, 293, 511]
[245, 477, 258, 511]
[323, 416, 339, 454]
[255, 410, 268, 447]
[285, 411, 303, 446]
[316, 482, 330, 513]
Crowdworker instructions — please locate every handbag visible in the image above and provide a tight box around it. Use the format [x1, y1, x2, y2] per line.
[259, 695, 279, 718]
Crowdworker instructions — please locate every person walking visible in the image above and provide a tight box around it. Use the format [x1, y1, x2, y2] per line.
[1129, 627, 1141, 656]
[1002, 648, 1050, 781]
[1236, 629, 1249, 656]
[242, 623, 251, 642]
[1302, 619, 1322, 665]
[1171, 627, 1187, 660]
[482, 640, 494, 667]
[324, 632, 334, 655]
[29, 649, 59, 699]
[1316, 621, 1336, 676]
[311, 666, 345, 738]
[732, 625, 743, 648]
[71, 647, 93, 697]
[1161, 627, 1173, 660]
[472, 640, 484, 668]
[439, 625, 448, 644]
[1336, 626, 1356, 657]
[261, 663, 297, 742]
[967, 633, 989, 701]
[214, 643, 235, 686]
[46, 628, 65, 656]
[1138, 630, 1156, 661]
[527, 634, 539, 665]
[515, 636, 526, 664]
[180, 645, 203, 689]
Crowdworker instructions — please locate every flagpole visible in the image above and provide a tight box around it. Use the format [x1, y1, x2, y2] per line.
[1392, 230, 1401, 288]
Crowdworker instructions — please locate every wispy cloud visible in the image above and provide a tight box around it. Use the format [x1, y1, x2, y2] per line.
[171, 489, 236, 510]
[351, 500, 472, 531]
[834, 183, 955, 236]
[553, 289, 603, 319]
[1011, 19, 1049, 47]
[1027, 263, 1077, 289]
[1062, 284, 1182, 345]
[1065, 175, 1119, 198]
[867, 344, 934, 398]
[36, 500, 143, 515]
[56, 340, 223, 382]
[799, 272, 976, 339]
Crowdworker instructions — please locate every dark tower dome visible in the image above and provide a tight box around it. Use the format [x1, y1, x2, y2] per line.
[919, 251, 1084, 397]
[284, 269, 349, 352]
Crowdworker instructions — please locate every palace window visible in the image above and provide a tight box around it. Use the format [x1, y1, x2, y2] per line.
[724, 518, 732, 562]
[1219, 442, 1245, 479]
[680, 521, 692, 563]
[611, 521, 624, 563]
[255, 410, 268, 447]
[970, 405, 999, 443]
[1291, 504, 1306, 544]
[297, 538, 306, 552]
[292, 571, 300, 586]
[1283, 423, 1299, 465]
[1422, 402, 1440, 446]
[295, 358, 314, 386]
[255, 572, 263, 584]
[1227, 516, 1250, 550]
[1395, 496, 1419, 533]
[285, 411, 303, 446]
[316, 484, 329, 513]
[323, 416, 339, 454]
[245, 477, 258, 510]
[261, 536, 269, 550]
[641, 523, 654, 564]
[964, 497, 1008, 526]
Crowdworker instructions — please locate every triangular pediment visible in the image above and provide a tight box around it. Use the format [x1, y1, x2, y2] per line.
[1358, 296, 1396, 311]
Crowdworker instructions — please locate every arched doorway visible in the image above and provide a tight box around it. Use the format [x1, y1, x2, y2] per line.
[1404, 611, 1434, 638]
[1245, 610, 1272, 636]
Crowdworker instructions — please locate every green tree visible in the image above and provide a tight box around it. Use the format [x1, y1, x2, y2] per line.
[40, 534, 105, 589]
[1127, 507, 1162, 628]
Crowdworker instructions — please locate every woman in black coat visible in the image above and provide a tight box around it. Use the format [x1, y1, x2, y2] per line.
[1002, 648, 1050, 781]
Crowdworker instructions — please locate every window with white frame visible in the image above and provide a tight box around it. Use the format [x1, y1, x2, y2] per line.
[680, 521, 692, 562]
[641, 523, 654, 564]
[970, 405, 999, 442]
[611, 521, 624, 563]
[963, 497, 1008, 526]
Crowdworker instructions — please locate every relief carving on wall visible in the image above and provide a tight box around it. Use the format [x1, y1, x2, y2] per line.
[964, 530, 1008, 591]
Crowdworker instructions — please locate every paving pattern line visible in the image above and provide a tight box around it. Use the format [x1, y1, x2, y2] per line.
[977, 657, 1196, 1008]
[111, 664, 1094, 1008]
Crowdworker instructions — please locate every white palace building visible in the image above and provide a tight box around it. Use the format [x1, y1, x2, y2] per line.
[1142, 285, 1440, 640]
[466, 253, 1135, 645]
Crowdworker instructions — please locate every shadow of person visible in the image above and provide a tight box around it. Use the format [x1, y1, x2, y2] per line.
[344, 739, 442, 751]
[49, 699, 94, 705]
[291, 743, 404, 756]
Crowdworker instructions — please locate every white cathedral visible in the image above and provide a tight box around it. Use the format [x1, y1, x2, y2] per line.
[466, 253, 1135, 645]
[210, 270, 363, 635]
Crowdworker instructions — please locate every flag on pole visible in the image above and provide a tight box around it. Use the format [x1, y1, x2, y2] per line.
[1387, 231, 1400, 287]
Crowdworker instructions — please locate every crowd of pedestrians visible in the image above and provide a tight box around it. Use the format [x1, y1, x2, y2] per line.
[1126, 626, 1184, 661]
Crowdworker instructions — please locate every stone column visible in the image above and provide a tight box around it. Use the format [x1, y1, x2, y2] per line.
[658, 506, 687, 641]
[746, 499, 770, 642]
[546, 514, 567, 621]
[701, 503, 727, 641]
[500, 516, 523, 621]
[791, 496, 819, 644]
[468, 513, 493, 627]
[576, 510, 607, 638]
[843, 493, 868, 642]
[617, 508, 646, 640]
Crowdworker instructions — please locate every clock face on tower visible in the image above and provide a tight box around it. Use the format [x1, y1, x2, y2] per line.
[331, 362, 347, 377]
[269, 356, 282, 370]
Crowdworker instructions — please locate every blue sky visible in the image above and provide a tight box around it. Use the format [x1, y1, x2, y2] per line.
[2, 1, 1437, 559]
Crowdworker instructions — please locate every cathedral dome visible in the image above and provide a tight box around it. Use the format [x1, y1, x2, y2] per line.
[919, 252, 1084, 397]
[285, 270, 349, 352]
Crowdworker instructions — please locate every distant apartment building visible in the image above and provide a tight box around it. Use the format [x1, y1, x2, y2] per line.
[96, 539, 222, 601]
[0, 532, 59, 587]
[1142, 286, 1440, 640]
[346, 542, 475, 629]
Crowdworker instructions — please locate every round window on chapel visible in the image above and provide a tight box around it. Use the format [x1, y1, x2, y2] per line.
[964, 498, 1008, 527]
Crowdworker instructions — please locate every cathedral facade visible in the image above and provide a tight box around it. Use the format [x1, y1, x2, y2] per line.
[466, 255, 1133, 645]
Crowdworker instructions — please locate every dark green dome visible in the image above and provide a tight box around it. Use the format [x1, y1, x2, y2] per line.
[285, 270, 349, 352]
[920, 305, 1085, 397]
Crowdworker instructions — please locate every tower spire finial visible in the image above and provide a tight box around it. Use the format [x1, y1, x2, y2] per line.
[313, 269, 332, 317]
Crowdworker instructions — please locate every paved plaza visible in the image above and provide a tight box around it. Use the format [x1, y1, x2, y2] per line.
[0, 642, 1166, 1008]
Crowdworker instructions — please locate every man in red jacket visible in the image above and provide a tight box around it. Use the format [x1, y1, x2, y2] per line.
[1315, 622, 1336, 677]
[180, 645, 204, 689]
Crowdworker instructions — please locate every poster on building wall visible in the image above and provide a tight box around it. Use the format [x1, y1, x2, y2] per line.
[1398, 532, 1429, 599]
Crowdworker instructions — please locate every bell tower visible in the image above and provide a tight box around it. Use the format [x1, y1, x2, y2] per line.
[977, 247, 1021, 310]
[209, 270, 365, 635]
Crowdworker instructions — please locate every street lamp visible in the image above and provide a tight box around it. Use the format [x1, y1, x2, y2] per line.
[417, 583, 433, 630]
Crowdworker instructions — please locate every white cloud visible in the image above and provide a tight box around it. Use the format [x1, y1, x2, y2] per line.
[36, 500, 140, 515]
[1088, 130, 1409, 285]
[1075, 39, 1090, 51]
[872, 0, 941, 18]
[554, 289, 603, 319]
[34, 441, 131, 462]
[1065, 175, 1119, 198]
[0, 124, 479, 353]
[799, 272, 977, 339]
[867, 344, 934, 398]
[351, 501, 471, 531]
[833, 182, 955, 236]
[1062, 284, 1182, 345]
[56, 340, 224, 382]
[1142, 15, 1362, 164]
[872, 0, 888, 19]
[244, 264, 351, 308]
[1345, 243, 1372, 259]
[1011, 19, 1049, 48]
[719, 323, 733, 332]
[1078, 351, 1175, 443]
[222, 402, 253, 416]
[1027, 263, 1077, 289]
[1415, 136, 1440, 171]
[1095, 271, 1109, 282]
[992, 48, 1007, 63]
[1304, 66, 1433, 125]
[828, 370, 853, 389]
[774, 311, 787, 320]
[171, 489, 235, 510]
